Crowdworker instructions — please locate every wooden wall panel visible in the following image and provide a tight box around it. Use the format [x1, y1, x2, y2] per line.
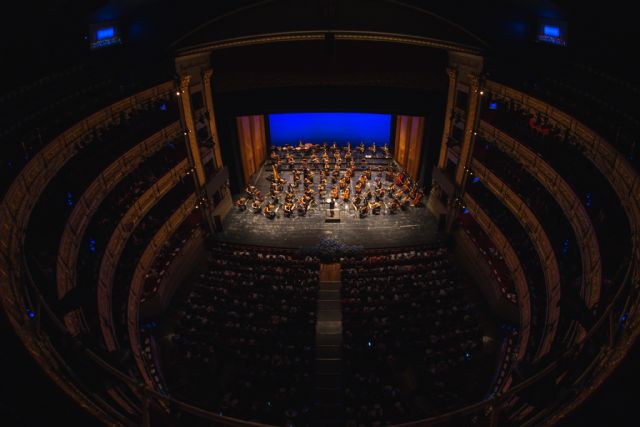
[236, 115, 267, 184]
[395, 115, 425, 178]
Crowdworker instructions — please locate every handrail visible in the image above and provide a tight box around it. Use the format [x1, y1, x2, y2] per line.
[57, 122, 181, 304]
[462, 194, 531, 363]
[471, 158, 561, 361]
[485, 80, 640, 250]
[478, 120, 602, 310]
[97, 159, 191, 352]
[0, 81, 176, 424]
[127, 194, 198, 389]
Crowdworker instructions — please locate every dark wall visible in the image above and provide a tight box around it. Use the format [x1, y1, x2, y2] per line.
[210, 40, 448, 92]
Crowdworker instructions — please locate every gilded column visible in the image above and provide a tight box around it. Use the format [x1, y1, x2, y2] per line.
[454, 74, 481, 187]
[178, 75, 207, 187]
[202, 69, 224, 169]
[437, 67, 458, 169]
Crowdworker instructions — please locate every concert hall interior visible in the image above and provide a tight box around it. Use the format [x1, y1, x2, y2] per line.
[1, 1, 639, 426]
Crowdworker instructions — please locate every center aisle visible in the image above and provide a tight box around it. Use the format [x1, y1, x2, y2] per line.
[313, 263, 344, 426]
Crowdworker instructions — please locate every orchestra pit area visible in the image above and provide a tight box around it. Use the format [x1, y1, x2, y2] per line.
[218, 143, 439, 248]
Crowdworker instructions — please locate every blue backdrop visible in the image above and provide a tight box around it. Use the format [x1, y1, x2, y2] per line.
[268, 112, 392, 147]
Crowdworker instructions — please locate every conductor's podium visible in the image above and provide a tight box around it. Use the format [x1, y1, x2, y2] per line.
[325, 208, 341, 223]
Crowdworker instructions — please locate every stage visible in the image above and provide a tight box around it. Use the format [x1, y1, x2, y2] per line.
[215, 161, 440, 249]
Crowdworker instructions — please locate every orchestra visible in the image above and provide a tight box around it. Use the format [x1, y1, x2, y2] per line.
[234, 142, 426, 219]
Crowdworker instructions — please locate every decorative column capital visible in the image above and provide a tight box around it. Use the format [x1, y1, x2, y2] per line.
[446, 67, 457, 81]
[179, 75, 192, 92]
[202, 69, 213, 84]
[468, 73, 481, 93]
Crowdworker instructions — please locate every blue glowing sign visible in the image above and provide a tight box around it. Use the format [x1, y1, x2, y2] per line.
[268, 112, 392, 147]
[543, 25, 560, 37]
[489, 102, 498, 110]
[96, 27, 115, 41]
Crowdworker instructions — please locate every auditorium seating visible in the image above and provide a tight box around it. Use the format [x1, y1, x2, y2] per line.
[76, 136, 187, 302]
[340, 245, 486, 424]
[481, 97, 631, 283]
[473, 137, 582, 294]
[459, 213, 518, 305]
[466, 182, 548, 360]
[111, 178, 196, 347]
[140, 211, 204, 303]
[163, 245, 320, 425]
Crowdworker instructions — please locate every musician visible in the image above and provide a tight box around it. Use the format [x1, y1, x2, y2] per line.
[400, 195, 411, 210]
[372, 200, 382, 215]
[331, 186, 339, 200]
[339, 178, 348, 190]
[353, 194, 362, 207]
[285, 190, 295, 203]
[304, 168, 315, 180]
[252, 199, 263, 213]
[270, 181, 279, 195]
[382, 143, 389, 158]
[358, 142, 365, 155]
[364, 167, 372, 180]
[395, 171, 405, 186]
[234, 197, 247, 211]
[385, 166, 395, 182]
[369, 142, 376, 155]
[412, 190, 424, 206]
[270, 150, 279, 164]
[388, 198, 400, 214]
[263, 203, 276, 219]
[283, 201, 295, 217]
[304, 177, 313, 189]
[342, 187, 350, 202]
[375, 186, 385, 200]
[304, 187, 315, 198]
[244, 184, 257, 197]
[358, 202, 369, 218]
[297, 196, 309, 215]
[318, 188, 326, 200]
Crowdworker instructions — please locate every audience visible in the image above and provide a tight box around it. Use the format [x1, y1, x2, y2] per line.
[166, 245, 320, 425]
[341, 244, 485, 425]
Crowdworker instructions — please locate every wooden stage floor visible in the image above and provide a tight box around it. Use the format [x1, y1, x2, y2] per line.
[214, 162, 441, 249]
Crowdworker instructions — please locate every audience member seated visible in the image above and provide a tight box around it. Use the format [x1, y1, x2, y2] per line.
[340, 244, 486, 425]
[163, 245, 320, 426]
